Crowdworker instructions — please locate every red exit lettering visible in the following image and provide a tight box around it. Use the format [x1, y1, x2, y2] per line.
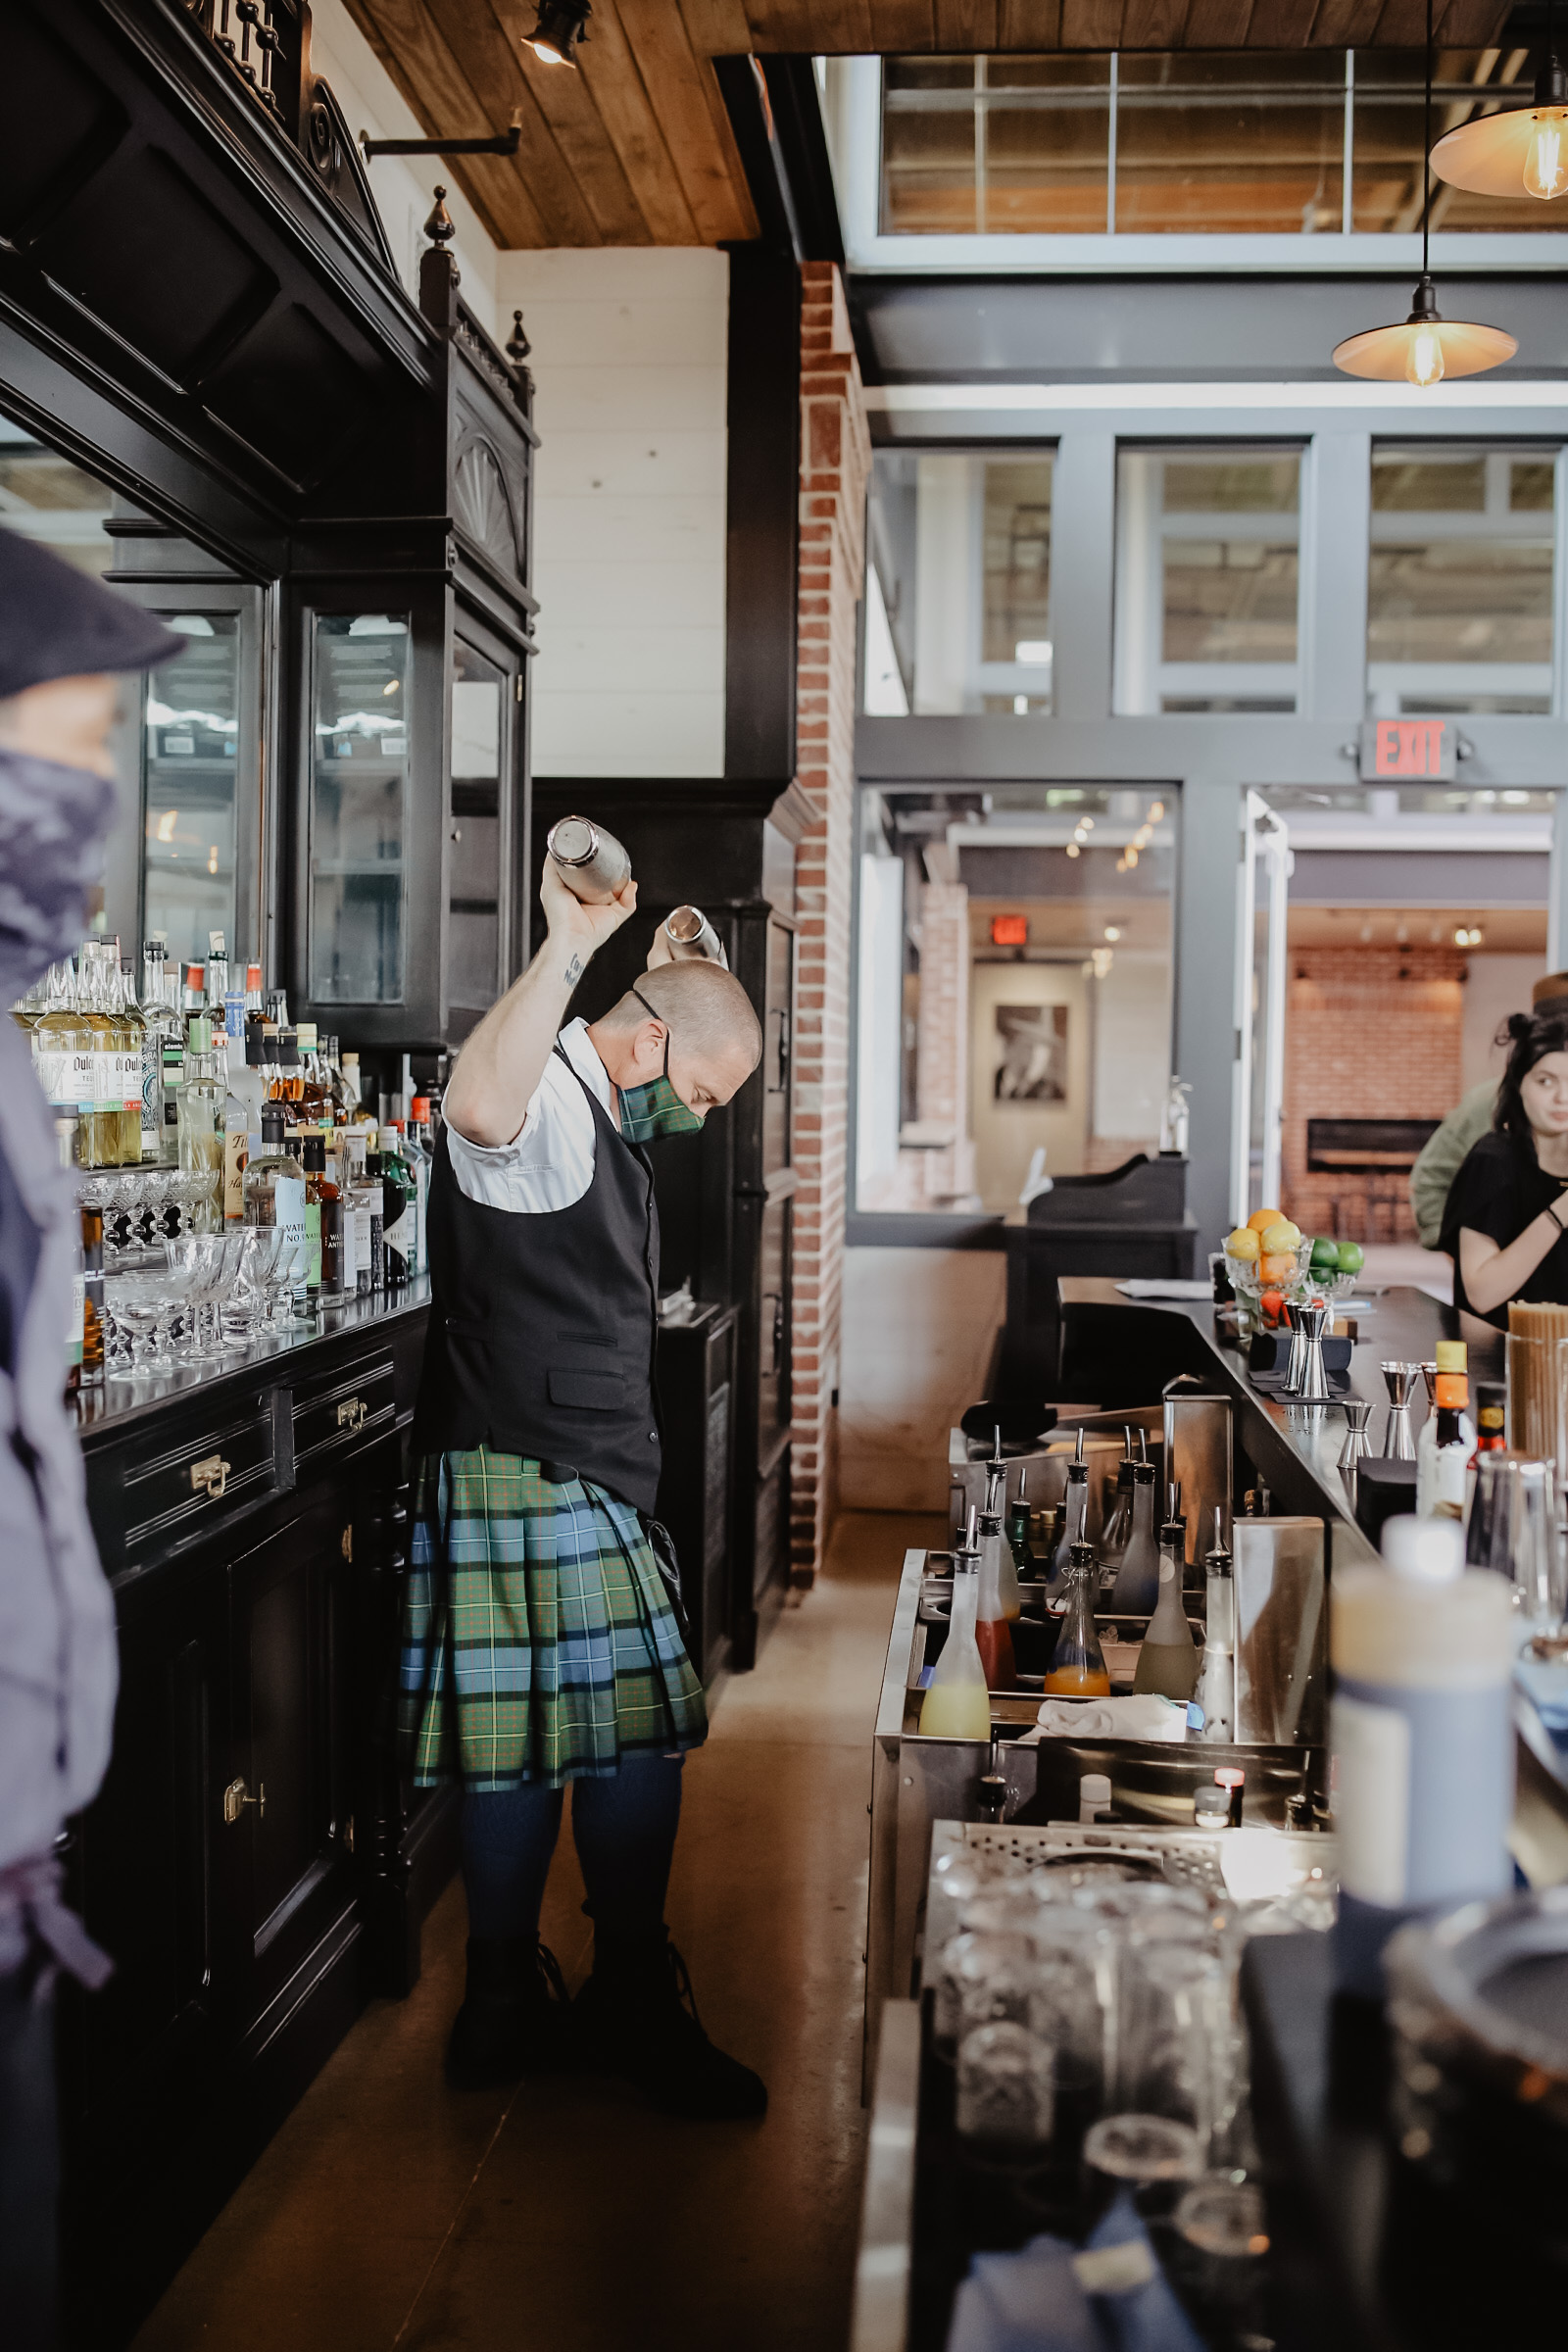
[1374, 718, 1447, 777]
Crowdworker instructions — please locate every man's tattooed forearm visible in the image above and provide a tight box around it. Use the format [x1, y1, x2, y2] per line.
[564, 953, 583, 986]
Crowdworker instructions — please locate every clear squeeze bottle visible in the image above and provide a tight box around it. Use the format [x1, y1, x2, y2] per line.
[974, 1468, 1017, 1690]
[1044, 1542, 1111, 1697]
[919, 1509, 993, 1740]
[1193, 1510, 1236, 1742]
[985, 1435, 1021, 1619]
[1132, 1513, 1199, 1701]
[1109, 1461, 1160, 1615]
[1045, 1430, 1091, 1613]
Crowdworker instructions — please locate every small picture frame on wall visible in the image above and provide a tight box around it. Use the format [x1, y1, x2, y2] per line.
[995, 1003, 1068, 1102]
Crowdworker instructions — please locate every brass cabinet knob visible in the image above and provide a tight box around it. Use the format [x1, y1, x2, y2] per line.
[190, 1452, 230, 1499]
[222, 1777, 266, 1826]
[336, 1397, 368, 1431]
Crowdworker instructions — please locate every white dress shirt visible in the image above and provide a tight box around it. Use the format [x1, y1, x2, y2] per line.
[445, 1017, 614, 1214]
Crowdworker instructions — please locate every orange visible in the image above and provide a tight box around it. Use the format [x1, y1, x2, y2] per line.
[1247, 1206, 1281, 1233]
[1258, 1251, 1296, 1284]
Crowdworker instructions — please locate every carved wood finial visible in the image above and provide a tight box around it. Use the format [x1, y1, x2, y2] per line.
[505, 309, 532, 365]
[423, 185, 456, 246]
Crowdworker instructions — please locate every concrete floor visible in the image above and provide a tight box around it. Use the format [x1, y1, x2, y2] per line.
[131, 1509, 942, 2352]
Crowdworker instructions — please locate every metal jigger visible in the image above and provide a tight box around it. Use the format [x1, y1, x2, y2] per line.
[1291, 1302, 1335, 1404]
[1380, 1361, 1420, 1459]
[1283, 1301, 1307, 1394]
[1337, 1397, 1375, 1473]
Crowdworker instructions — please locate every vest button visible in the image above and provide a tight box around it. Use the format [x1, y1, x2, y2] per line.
[650, 1430, 658, 1441]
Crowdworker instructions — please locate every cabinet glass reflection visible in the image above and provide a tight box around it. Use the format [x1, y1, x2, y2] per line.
[142, 612, 241, 965]
[309, 613, 410, 1004]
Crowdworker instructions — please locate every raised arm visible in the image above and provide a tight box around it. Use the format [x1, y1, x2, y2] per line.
[443, 859, 638, 1147]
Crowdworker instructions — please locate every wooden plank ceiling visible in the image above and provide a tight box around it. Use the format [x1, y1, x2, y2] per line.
[340, 0, 1517, 249]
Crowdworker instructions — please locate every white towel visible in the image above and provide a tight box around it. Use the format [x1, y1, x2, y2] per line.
[1018, 1694, 1189, 1744]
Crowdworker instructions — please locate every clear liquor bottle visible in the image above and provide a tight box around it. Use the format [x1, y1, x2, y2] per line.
[34, 962, 90, 1155]
[77, 941, 120, 1168]
[1109, 1464, 1161, 1615]
[177, 1015, 223, 1231]
[379, 1124, 416, 1284]
[243, 1105, 306, 1236]
[1132, 1517, 1198, 1701]
[205, 930, 229, 1020]
[110, 953, 145, 1167]
[137, 940, 172, 1162]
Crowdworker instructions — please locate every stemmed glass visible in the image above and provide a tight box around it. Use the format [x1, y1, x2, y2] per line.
[164, 1233, 246, 1360]
[222, 1228, 281, 1348]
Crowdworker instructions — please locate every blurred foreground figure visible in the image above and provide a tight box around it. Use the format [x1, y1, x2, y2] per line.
[0, 529, 179, 2350]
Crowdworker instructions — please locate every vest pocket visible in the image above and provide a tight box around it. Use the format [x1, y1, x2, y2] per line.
[548, 1367, 626, 1410]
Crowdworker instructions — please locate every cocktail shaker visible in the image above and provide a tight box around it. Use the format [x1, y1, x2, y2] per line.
[662, 905, 728, 968]
[546, 814, 632, 905]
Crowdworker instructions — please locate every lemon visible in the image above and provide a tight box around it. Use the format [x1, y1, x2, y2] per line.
[1226, 1227, 1260, 1261]
[1260, 1219, 1299, 1255]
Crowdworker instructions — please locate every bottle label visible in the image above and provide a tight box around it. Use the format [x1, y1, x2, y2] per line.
[1331, 1691, 1410, 1906]
[272, 1172, 306, 1248]
[37, 1048, 78, 1111]
[69, 1047, 97, 1112]
[140, 1038, 162, 1146]
[67, 1270, 84, 1367]
[305, 1200, 321, 1290]
[92, 1048, 117, 1109]
[223, 1125, 248, 1223]
[384, 1191, 413, 1268]
[116, 1048, 141, 1113]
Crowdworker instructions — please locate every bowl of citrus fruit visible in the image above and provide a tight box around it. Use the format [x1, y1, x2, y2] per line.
[1223, 1213, 1366, 1334]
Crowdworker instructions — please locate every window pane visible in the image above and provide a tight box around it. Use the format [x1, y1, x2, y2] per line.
[856, 787, 1175, 1212]
[1352, 51, 1564, 231]
[1116, 52, 1345, 234]
[143, 615, 240, 966]
[880, 53, 1108, 234]
[1114, 450, 1301, 714]
[864, 449, 1054, 716]
[309, 615, 410, 1003]
[1367, 445, 1556, 715]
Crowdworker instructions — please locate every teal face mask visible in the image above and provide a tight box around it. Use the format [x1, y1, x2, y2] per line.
[617, 986, 706, 1142]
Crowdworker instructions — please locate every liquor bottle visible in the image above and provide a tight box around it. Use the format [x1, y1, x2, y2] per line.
[973, 1467, 1017, 1690]
[343, 1128, 381, 1294]
[919, 1509, 993, 1740]
[221, 1028, 254, 1226]
[1416, 1341, 1475, 1519]
[1098, 1430, 1138, 1592]
[406, 1097, 434, 1273]
[295, 1023, 333, 1125]
[205, 930, 229, 1017]
[177, 1015, 223, 1231]
[1043, 1543, 1111, 1697]
[1132, 1515, 1198, 1700]
[270, 1027, 304, 1118]
[1109, 1462, 1160, 1614]
[73, 942, 112, 1167]
[1006, 1466, 1036, 1581]
[1045, 1430, 1091, 1612]
[181, 961, 205, 1017]
[80, 1201, 105, 1390]
[244, 1105, 306, 1237]
[1193, 1510, 1235, 1742]
[110, 954, 144, 1166]
[34, 962, 90, 1154]
[379, 1124, 416, 1284]
[136, 940, 172, 1162]
[1471, 1380, 1506, 1460]
[61, 1117, 84, 1395]
[244, 961, 264, 1016]
[301, 1129, 341, 1299]
[265, 985, 290, 1030]
[363, 1142, 388, 1290]
[340, 1052, 366, 1118]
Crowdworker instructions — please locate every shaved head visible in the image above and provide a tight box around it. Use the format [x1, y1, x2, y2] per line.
[603, 959, 761, 1070]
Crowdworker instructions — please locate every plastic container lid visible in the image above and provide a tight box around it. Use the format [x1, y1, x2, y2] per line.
[1382, 1513, 1464, 1586]
[1079, 1773, 1112, 1808]
[411, 1096, 430, 1118]
[1435, 1340, 1467, 1373]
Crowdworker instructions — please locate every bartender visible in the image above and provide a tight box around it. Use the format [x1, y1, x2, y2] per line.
[403, 854, 765, 2121]
[1440, 1005, 1568, 1326]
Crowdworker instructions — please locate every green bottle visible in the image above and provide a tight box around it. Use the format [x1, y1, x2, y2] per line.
[1006, 1467, 1036, 1578]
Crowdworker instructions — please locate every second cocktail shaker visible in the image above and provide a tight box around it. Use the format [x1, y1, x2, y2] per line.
[662, 905, 728, 968]
[546, 814, 632, 904]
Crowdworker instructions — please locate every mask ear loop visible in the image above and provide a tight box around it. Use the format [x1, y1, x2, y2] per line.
[629, 982, 672, 1080]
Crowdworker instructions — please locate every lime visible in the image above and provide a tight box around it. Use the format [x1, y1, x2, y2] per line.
[1336, 1241, 1364, 1275]
[1310, 1238, 1341, 1270]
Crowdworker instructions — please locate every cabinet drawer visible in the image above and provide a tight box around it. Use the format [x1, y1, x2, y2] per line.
[121, 1399, 278, 1558]
[290, 1349, 397, 1474]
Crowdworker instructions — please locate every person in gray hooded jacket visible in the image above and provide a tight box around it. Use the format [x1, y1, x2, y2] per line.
[0, 526, 181, 2350]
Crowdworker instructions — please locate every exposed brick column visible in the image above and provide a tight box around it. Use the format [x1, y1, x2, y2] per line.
[913, 881, 975, 1205]
[790, 262, 871, 1584]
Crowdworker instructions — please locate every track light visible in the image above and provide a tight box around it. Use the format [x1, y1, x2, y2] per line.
[527, 1, 590, 68]
[1332, 0, 1516, 387]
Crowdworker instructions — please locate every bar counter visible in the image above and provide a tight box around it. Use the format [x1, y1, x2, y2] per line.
[60, 1278, 443, 2350]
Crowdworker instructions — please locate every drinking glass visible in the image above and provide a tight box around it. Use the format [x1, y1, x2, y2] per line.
[266, 1232, 312, 1325]
[1504, 1458, 1565, 1639]
[1171, 2179, 1271, 2348]
[1083, 2111, 1204, 2229]
[1115, 1941, 1234, 2153]
[934, 1929, 1035, 2061]
[1507, 1333, 1551, 1460]
[226, 1227, 283, 1345]
[1026, 1936, 1108, 2148]
[102, 1269, 167, 1372]
[956, 2022, 1054, 2162]
[164, 1235, 231, 1359]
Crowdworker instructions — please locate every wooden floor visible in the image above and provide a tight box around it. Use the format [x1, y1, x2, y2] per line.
[131, 1510, 940, 2352]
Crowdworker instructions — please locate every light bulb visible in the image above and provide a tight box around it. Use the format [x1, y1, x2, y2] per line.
[1523, 112, 1568, 198]
[1405, 323, 1445, 388]
[531, 37, 569, 61]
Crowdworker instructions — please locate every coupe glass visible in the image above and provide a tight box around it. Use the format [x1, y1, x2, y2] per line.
[102, 1269, 166, 1372]
[164, 1234, 237, 1359]
[224, 1227, 282, 1346]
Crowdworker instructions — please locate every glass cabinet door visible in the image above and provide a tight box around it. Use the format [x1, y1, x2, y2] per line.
[447, 634, 509, 1039]
[308, 614, 411, 1004]
[142, 613, 242, 962]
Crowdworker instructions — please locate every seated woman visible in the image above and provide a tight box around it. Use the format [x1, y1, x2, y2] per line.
[1441, 1010, 1568, 1327]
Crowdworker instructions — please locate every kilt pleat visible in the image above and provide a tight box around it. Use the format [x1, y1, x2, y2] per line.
[399, 1447, 708, 1791]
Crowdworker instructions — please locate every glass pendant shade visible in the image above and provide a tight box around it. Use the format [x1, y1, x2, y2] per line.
[1430, 60, 1568, 198]
[1333, 277, 1517, 385]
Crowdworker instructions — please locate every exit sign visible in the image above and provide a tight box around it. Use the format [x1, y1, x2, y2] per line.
[1358, 717, 1455, 781]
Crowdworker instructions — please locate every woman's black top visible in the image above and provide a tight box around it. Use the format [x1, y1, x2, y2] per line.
[1440, 1128, 1568, 1327]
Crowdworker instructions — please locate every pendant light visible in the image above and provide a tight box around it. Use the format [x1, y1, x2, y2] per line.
[1332, 0, 1516, 386]
[1431, 0, 1568, 201]
[526, 1, 590, 68]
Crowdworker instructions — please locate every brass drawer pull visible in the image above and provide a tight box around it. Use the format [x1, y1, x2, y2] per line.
[222, 1777, 265, 1825]
[336, 1397, 368, 1431]
[190, 1453, 230, 1500]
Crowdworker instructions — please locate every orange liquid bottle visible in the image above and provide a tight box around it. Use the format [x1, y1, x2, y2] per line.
[1044, 1541, 1111, 1698]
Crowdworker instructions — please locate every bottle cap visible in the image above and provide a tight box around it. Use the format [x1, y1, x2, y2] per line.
[1133, 1461, 1156, 1484]
[297, 1021, 318, 1053]
[245, 1017, 264, 1068]
[246, 963, 262, 990]
[379, 1125, 401, 1151]
[1160, 1519, 1185, 1547]
[1435, 1341, 1467, 1373]
[1079, 1773, 1111, 1809]
[278, 1029, 300, 1068]
[142, 938, 163, 959]
[208, 931, 226, 957]
[184, 962, 204, 992]
[1381, 1512, 1464, 1585]
[188, 1014, 211, 1053]
[302, 1132, 325, 1170]
[261, 1105, 285, 1143]
[343, 1052, 360, 1068]
[412, 1096, 430, 1119]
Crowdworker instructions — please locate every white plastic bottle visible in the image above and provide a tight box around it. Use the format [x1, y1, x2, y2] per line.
[1415, 1340, 1476, 1518]
[1193, 1509, 1236, 1742]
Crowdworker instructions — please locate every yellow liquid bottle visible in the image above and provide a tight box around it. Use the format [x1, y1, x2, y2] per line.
[919, 1558, 993, 1740]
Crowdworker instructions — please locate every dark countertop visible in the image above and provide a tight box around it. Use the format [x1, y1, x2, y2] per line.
[72, 1275, 431, 1447]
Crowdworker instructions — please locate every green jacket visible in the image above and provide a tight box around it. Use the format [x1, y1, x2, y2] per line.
[1409, 1080, 1497, 1249]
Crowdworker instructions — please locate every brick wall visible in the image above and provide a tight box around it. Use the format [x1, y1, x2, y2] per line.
[913, 881, 976, 1203]
[790, 262, 871, 1583]
[1282, 944, 1464, 1241]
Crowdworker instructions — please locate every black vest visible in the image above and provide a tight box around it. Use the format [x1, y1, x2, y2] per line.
[413, 1049, 662, 1511]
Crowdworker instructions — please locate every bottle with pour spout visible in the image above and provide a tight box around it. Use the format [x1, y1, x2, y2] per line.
[974, 1467, 1017, 1690]
[1045, 1430, 1091, 1613]
[1044, 1542, 1111, 1697]
[1132, 1511, 1198, 1701]
[1109, 1461, 1160, 1614]
[920, 1507, 993, 1740]
[1098, 1428, 1137, 1592]
[1006, 1468, 1037, 1581]
[1193, 1510, 1236, 1741]
[985, 1430, 1021, 1620]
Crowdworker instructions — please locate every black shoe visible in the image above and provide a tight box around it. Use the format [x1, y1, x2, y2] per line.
[446, 1936, 575, 2089]
[574, 1932, 767, 2121]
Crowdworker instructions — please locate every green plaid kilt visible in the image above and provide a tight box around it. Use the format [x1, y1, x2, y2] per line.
[399, 1448, 708, 1792]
